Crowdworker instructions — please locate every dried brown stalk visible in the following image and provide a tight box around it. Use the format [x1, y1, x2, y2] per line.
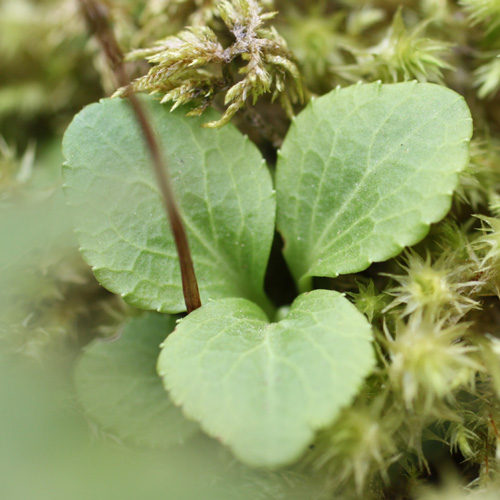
[78, 0, 201, 313]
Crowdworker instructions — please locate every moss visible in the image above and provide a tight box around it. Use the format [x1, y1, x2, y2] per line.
[4, 0, 500, 498]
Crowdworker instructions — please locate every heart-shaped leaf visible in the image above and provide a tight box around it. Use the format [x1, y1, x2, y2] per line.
[158, 289, 374, 467]
[62, 96, 275, 313]
[75, 313, 198, 448]
[276, 82, 472, 290]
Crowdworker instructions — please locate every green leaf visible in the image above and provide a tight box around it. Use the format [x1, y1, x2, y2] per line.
[276, 82, 473, 290]
[158, 289, 374, 467]
[62, 96, 275, 314]
[75, 313, 198, 448]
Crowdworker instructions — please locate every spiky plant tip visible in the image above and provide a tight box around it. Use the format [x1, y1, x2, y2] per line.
[445, 420, 483, 462]
[420, 0, 454, 24]
[474, 216, 500, 290]
[460, 0, 500, 99]
[348, 279, 391, 323]
[383, 250, 480, 322]
[457, 137, 500, 210]
[488, 193, 500, 217]
[340, 8, 453, 84]
[460, 0, 500, 34]
[474, 55, 500, 100]
[303, 405, 399, 496]
[431, 220, 477, 264]
[278, 7, 348, 92]
[384, 315, 481, 413]
[479, 335, 500, 400]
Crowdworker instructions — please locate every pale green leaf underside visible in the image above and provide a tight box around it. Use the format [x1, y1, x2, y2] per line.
[276, 81, 473, 288]
[158, 289, 374, 467]
[62, 96, 275, 313]
[74, 313, 198, 448]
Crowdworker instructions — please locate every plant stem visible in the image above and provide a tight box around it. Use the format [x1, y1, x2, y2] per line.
[298, 275, 313, 295]
[78, 0, 201, 313]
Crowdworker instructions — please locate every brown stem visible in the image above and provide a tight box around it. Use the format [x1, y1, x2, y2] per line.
[78, 0, 201, 313]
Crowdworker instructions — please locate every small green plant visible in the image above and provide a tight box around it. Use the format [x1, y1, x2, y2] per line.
[118, 0, 303, 127]
[62, 79, 472, 467]
[10, 0, 500, 498]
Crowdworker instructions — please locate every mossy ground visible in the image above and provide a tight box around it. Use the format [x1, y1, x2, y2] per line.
[2, 1, 500, 498]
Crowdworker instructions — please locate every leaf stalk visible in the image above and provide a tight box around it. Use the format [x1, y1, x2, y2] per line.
[78, 0, 201, 313]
